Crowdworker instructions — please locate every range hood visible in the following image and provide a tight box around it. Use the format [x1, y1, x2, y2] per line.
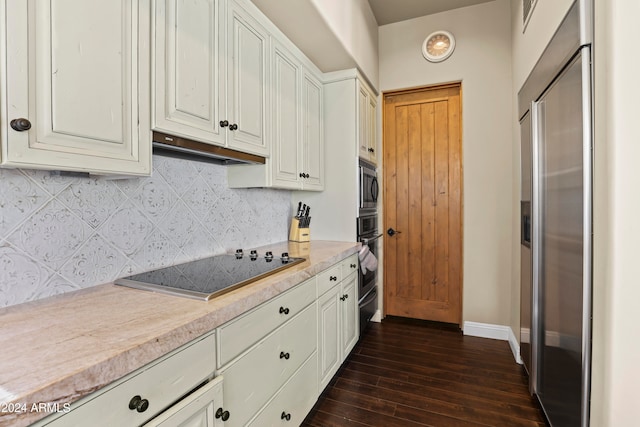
[152, 131, 266, 165]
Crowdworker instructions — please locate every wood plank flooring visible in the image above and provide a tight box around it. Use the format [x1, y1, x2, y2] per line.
[302, 317, 547, 427]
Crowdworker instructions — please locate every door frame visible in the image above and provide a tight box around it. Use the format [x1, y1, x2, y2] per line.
[380, 81, 464, 326]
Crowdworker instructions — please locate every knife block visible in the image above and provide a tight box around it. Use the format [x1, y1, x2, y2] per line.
[289, 218, 310, 242]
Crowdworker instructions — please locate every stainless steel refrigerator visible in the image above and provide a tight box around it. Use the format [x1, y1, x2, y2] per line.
[518, 1, 593, 426]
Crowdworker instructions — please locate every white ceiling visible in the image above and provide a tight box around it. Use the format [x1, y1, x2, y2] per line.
[367, 0, 495, 25]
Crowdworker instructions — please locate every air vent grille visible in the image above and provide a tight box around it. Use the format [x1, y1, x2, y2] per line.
[523, 0, 537, 30]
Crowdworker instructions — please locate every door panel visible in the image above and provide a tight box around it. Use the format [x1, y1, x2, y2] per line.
[383, 85, 462, 324]
[154, 0, 225, 145]
[4, 0, 151, 175]
[227, 1, 269, 156]
[534, 53, 585, 426]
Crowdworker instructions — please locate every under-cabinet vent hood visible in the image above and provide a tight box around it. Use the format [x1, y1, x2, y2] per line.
[152, 131, 266, 165]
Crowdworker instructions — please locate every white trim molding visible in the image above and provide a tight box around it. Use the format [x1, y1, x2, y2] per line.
[463, 321, 523, 365]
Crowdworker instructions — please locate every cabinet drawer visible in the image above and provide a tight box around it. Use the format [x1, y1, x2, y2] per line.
[43, 333, 216, 427]
[317, 264, 342, 296]
[248, 352, 318, 426]
[218, 302, 317, 427]
[342, 254, 359, 278]
[217, 277, 316, 367]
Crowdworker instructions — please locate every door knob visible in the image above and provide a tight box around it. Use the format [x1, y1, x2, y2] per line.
[387, 228, 401, 237]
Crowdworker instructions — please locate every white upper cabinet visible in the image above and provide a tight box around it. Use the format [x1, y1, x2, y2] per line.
[301, 71, 324, 190]
[1, 0, 151, 175]
[271, 42, 301, 188]
[226, 0, 270, 156]
[153, 0, 226, 146]
[153, 0, 269, 157]
[226, 3, 324, 191]
[357, 81, 377, 164]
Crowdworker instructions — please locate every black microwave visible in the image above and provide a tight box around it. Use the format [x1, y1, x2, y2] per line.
[359, 159, 378, 213]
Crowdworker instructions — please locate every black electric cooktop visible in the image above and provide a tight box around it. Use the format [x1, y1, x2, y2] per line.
[115, 250, 305, 301]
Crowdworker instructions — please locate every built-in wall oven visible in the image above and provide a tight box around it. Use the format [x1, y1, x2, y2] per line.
[357, 213, 379, 334]
[359, 159, 379, 213]
[357, 159, 381, 334]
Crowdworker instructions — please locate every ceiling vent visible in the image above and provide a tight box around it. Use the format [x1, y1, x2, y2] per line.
[523, 0, 538, 31]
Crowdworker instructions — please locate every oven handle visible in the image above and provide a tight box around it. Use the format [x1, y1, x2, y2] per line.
[360, 233, 383, 245]
[359, 286, 378, 307]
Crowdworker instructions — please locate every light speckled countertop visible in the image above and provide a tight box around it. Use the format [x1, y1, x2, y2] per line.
[0, 240, 359, 427]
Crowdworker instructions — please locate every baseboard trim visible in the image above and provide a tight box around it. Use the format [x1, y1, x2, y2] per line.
[463, 321, 522, 364]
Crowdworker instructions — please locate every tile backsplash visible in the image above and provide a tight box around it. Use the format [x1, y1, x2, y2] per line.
[0, 155, 291, 308]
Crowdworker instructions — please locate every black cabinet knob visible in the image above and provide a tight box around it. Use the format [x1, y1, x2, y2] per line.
[229, 123, 238, 131]
[128, 395, 149, 413]
[329, 276, 337, 281]
[279, 306, 290, 315]
[305, 173, 310, 178]
[220, 120, 229, 128]
[350, 263, 357, 268]
[368, 147, 375, 153]
[340, 295, 346, 301]
[279, 351, 290, 360]
[10, 118, 32, 132]
[215, 407, 230, 421]
[281, 411, 292, 421]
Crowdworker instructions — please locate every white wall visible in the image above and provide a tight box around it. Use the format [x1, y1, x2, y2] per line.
[511, 0, 576, 91]
[591, 0, 640, 424]
[310, 0, 379, 89]
[378, 0, 513, 326]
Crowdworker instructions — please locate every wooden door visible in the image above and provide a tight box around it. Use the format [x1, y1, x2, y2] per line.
[383, 84, 462, 324]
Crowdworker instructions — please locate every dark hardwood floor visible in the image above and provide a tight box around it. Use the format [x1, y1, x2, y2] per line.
[302, 316, 546, 427]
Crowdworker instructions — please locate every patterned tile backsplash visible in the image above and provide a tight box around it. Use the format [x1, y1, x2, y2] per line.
[0, 155, 291, 308]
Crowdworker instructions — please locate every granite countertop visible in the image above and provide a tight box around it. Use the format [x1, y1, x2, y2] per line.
[0, 240, 359, 427]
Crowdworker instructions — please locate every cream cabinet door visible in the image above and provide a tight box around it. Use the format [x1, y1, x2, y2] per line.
[367, 93, 378, 164]
[1, 0, 151, 175]
[317, 284, 340, 391]
[226, 0, 269, 157]
[341, 273, 359, 357]
[357, 84, 369, 159]
[301, 70, 324, 191]
[153, 0, 226, 146]
[144, 377, 225, 427]
[271, 42, 301, 189]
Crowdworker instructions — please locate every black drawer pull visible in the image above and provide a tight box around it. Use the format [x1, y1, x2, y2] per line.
[279, 351, 290, 360]
[215, 407, 230, 421]
[281, 411, 292, 421]
[128, 395, 149, 413]
[329, 276, 337, 281]
[350, 263, 357, 268]
[279, 306, 290, 315]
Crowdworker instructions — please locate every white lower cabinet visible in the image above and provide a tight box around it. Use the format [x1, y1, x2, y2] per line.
[143, 376, 224, 427]
[217, 302, 317, 426]
[37, 333, 217, 427]
[248, 353, 318, 426]
[317, 267, 359, 392]
[318, 285, 341, 391]
[34, 254, 358, 427]
[216, 253, 359, 425]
